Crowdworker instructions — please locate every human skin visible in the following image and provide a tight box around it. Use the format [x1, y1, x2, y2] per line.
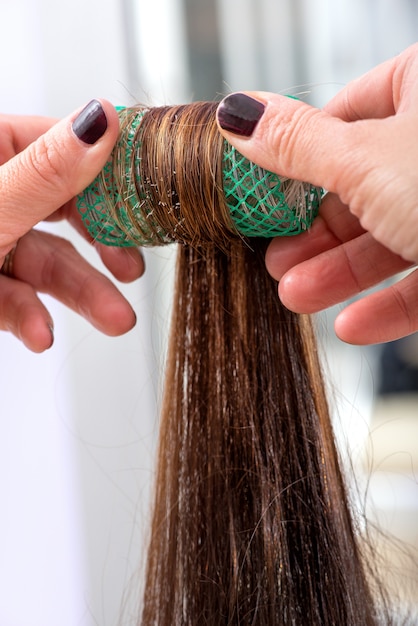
[0, 100, 144, 352]
[217, 44, 418, 345]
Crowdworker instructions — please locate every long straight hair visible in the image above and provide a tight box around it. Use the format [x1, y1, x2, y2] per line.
[84, 102, 393, 624]
[140, 241, 384, 624]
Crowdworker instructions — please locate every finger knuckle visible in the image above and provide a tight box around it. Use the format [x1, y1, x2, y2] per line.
[40, 234, 77, 288]
[267, 107, 322, 172]
[392, 284, 416, 335]
[26, 134, 69, 191]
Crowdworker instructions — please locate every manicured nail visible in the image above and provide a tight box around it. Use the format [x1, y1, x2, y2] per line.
[72, 100, 108, 145]
[217, 93, 265, 137]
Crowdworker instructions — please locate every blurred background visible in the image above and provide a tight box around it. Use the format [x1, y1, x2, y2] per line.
[0, 0, 417, 623]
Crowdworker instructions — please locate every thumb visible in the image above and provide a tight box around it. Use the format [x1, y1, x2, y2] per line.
[0, 99, 119, 251]
[216, 92, 354, 194]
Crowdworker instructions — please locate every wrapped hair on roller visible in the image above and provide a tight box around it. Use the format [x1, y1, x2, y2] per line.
[77, 103, 322, 248]
[77, 102, 398, 625]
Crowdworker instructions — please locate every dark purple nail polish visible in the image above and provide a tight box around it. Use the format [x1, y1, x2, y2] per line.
[217, 93, 265, 137]
[72, 100, 108, 145]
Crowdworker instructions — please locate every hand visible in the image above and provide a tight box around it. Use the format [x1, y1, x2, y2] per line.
[0, 100, 144, 352]
[216, 44, 418, 344]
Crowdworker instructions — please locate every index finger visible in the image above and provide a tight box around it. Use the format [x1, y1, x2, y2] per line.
[325, 43, 418, 120]
[324, 57, 397, 121]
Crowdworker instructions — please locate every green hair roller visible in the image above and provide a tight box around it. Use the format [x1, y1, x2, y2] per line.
[77, 106, 322, 247]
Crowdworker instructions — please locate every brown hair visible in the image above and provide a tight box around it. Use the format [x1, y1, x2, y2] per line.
[105, 103, 393, 624]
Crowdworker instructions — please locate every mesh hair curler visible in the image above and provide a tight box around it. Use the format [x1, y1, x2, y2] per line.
[77, 105, 323, 247]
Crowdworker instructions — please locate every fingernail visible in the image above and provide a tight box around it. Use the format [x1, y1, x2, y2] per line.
[47, 322, 54, 348]
[133, 247, 146, 274]
[72, 100, 108, 145]
[217, 93, 265, 137]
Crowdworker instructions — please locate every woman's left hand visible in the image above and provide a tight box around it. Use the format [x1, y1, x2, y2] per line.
[0, 101, 144, 352]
